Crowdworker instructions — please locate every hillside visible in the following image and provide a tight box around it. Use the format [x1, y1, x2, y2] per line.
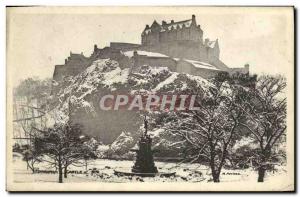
[49, 58, 211, 157]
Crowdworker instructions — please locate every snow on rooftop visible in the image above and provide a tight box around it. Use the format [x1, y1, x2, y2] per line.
[144, 29, 152, 34]
[184, 59, 220, 71]
[207, 40, 217, 48]
[144, 19, 192, 34]
[166, 20, 192, 30]
[122, 50, 169, 58]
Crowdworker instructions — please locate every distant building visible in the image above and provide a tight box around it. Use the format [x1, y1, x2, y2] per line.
[53, 15, 249, 84]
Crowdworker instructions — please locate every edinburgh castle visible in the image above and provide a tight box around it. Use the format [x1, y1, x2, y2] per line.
[53, 15, 249, 83]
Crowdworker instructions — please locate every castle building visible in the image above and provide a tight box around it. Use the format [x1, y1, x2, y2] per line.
[140, 15, 222, 68]
[53, 15, 249, 84]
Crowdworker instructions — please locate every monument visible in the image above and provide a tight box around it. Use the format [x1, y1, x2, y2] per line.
[114, 114, 175, 177]
[131, 115, 158, 173]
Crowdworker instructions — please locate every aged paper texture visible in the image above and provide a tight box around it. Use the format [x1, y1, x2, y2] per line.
[6, 6, 294, 191]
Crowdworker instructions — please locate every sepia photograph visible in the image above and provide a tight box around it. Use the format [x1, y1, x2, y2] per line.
[6, 6, 295, 192]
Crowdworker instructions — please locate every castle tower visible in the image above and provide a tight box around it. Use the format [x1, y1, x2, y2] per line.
[141, 15, 204, 46]
[139, 15, 228, 65]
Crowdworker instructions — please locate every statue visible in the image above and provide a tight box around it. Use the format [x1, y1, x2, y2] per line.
[131, 114, 158, 174]
[143, 114, 148, 136]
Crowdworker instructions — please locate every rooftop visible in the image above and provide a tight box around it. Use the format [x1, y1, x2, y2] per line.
[143, 15, 197, 35]
[184, 59, 219, 71]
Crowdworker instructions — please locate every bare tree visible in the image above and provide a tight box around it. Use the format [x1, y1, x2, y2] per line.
[13, 77, 51, 173]
[22, 144, 41, 173]
[166, 75, 245, 182]
[239, 75, 287, 182]
[13, 77, 51, 105]
[35, 123, 93, 183]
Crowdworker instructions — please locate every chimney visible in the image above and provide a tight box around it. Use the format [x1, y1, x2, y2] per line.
[162, 20, 167, 26]
[65, 59, 67, 64]
[171, 20, 174, 24]
[94, 44, 98, 51]
[192, 14, 196, 26]
[145, 24, 150, 29]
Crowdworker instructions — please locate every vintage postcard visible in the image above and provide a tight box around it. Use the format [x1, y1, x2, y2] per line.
[6, 6, 295, 191]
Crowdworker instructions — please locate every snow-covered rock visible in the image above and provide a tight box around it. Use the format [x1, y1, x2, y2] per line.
[48, 58, 213, 156]
[96, 144, 110, 158]
[110, 131, 135, 156]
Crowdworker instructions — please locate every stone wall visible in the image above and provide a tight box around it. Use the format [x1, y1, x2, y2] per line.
[176, 60, 221, 78]
[175, 60, 193, 74]
[53, 53, 90, 82]
[140, 41, 208, 62]
[131, 53, 221, 79]
[208, 56, 230, 72]
[132, 54, 177, 72]
[53, 65, 66, 82]
[110, 42, 141, 51]
[229, 64, 250, 74]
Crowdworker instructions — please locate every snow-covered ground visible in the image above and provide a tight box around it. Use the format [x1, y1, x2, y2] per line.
[12, 153, 288, 183]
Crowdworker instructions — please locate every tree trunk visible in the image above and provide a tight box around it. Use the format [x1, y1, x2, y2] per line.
[26, 159, 29, 170]
[258, 167, 266, 182]
[58, 158, 63, 183]
[26, 159, 35, 173]
[210, 163, 220, 182]
[64, 165, 68, 178]
[209, 147, 220, 182]
[258, 147, 271, 182]
[85, 160, 87, 172]
[30, 159, 35, 173]
[212, 170, 220, 182]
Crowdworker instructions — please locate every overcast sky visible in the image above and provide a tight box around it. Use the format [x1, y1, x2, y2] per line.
[7, 7, 293, 85]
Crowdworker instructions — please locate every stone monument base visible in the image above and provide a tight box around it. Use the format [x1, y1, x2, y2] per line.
[131, 135, 158, 174]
